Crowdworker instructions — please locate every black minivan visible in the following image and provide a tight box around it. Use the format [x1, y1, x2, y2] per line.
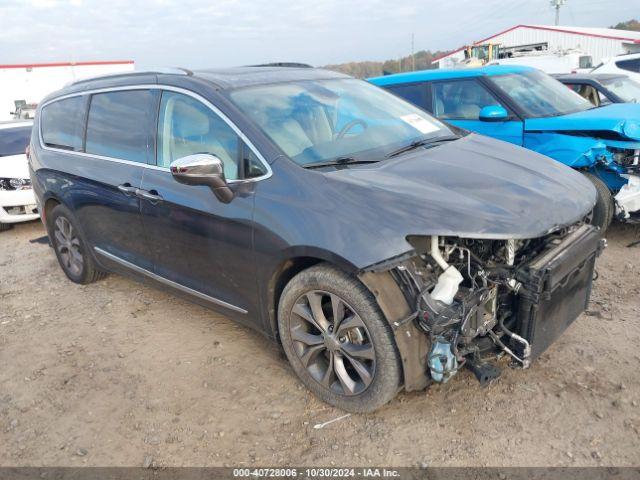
[30, 66, 603, 412]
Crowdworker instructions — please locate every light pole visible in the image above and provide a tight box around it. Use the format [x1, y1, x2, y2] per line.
[550, 0, 566, 26]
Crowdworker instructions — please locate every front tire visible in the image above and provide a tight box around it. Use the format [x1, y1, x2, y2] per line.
[278, 264, 401, 412]
[583, 172, 614, 234]
[47, 204, 106, 284]
[0, 223, 13, 232]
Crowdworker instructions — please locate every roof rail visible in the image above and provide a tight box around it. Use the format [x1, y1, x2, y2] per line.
[248, 62, 313, 68]
[66, 67, 192, 87]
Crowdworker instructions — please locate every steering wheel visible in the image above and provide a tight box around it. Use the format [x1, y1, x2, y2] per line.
[336, 119, 368, 139]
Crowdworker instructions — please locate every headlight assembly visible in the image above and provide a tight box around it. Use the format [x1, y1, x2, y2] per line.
[0, 178, 32, 191]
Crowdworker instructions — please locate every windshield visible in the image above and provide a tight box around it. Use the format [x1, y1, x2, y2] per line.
[228, 78, 453, 166]
[0, 126, 31, 157]
[489, 70, 593, 118]
[600, 76, 640, 103]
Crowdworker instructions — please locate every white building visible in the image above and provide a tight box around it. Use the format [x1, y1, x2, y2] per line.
[433, 25, 640, 69]
[0, 60, 135, 121]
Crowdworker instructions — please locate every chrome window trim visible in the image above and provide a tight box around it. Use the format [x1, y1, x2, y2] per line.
[94, 247, 248, 314]
[37, 84, 273, 184]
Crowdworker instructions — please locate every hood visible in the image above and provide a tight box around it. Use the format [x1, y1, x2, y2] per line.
[525, 103, 640, 141]
[0, 154, 29, 179]
[322, 134, 596, 240]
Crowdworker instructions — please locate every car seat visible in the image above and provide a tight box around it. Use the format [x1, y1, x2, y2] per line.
[164, 97, 239, 179]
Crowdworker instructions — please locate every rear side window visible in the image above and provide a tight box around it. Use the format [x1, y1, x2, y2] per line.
[41, 96, 85, 151]
[0, 127, 31, 157]
[387, 83, 430, 110]
[616, 58, 640, 73]
[86, 90, 155, 163]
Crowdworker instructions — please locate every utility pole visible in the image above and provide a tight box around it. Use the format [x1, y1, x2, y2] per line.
[550, 0, 566, 26]
[411, 33, 416, 71]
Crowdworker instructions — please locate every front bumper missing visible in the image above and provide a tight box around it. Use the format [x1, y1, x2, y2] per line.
[360, 225, 605, 391]
[615, 174, 640, 220]
[514, 224, 604, 360]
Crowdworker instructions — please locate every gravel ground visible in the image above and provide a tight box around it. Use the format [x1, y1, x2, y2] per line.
[1, 220, 639, 467]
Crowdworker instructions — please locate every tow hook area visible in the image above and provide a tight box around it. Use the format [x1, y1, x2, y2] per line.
[466, 359, 502, 387]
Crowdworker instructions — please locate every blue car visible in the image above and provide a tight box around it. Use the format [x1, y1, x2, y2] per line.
[370, 65, 640, 230]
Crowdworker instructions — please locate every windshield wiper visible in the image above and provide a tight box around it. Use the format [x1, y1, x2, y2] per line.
[386, 135, 459, 158]
[302, 156, 379, 169]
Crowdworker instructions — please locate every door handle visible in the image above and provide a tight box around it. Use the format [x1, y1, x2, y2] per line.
[136, 189, 164, 203]
[117, 183, 138, 195]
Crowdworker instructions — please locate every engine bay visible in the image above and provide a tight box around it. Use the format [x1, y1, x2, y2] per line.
[371, 223, 605, 388]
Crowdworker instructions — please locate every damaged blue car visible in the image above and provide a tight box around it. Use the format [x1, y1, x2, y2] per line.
[370, 65, 640, 231]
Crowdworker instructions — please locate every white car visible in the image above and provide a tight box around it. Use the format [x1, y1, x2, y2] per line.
[592, 53, 640, 84]
[0, 121, 39, 231]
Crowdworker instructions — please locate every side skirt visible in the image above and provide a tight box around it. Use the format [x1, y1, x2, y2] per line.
[94, 247, 248, 315]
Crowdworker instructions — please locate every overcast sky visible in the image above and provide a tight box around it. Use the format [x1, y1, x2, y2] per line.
[1, 0, 638, 68]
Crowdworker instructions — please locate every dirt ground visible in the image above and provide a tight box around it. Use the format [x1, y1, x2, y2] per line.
[1, 220, 639, 468]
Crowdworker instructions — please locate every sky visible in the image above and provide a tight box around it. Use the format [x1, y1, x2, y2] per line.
[1, 0, 638, 69]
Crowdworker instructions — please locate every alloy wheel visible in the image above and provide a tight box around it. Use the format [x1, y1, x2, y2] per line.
[54, 216, 84, 276]
[289, 290, 376, 396]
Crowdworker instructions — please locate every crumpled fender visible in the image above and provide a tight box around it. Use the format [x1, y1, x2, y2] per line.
[523, 132, 640, 183]
[621, 120, 640, 141]
[523, 132, 613, 168]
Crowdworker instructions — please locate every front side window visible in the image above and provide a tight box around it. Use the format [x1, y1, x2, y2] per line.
[85, 90, 155, 163]
[489, 70, 593, 118]
[157, 92, 242, 180]
[41, 96, 85, 151]
[570, 83, 601, 106]
[431, 80, 503, 120]
[0, 127, 31, 157]
[228, 78, 452, 166]
[600, 76, 640, 103]
[616, 58, 640, 73]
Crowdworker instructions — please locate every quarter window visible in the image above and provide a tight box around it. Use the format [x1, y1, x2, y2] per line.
[242, 147, 267, 179]
[41, 96, 85, 151]
[432, 80, 503, 120]
[157, 91, 242, 180]
[85, 90, 155, 163]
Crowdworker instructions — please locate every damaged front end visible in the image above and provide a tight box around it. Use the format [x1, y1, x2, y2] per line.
[584, 141, 640, 221]
[359, 223, 605, 391]
[524, 131, 640, 221]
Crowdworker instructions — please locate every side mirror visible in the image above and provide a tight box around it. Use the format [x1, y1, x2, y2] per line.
[170, 154, 234, 203]
[479, 105, 509, 122]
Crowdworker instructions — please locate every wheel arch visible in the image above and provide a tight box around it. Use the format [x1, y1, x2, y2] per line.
[42, 195, 62, 228]
[266, 248, 359, 341]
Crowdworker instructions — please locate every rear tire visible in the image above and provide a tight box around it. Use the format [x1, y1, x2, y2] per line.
[583, 172, 614, 234]
[278, 263, 402, 413]
[47, 204, 106, 284]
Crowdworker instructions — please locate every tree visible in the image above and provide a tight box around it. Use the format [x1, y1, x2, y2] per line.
[611, 19, 640, 31]
[324, 49, 451, 78]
